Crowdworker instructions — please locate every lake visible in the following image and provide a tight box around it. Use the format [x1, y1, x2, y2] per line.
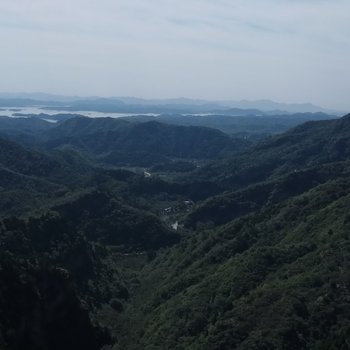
[0, 107, 159, 119]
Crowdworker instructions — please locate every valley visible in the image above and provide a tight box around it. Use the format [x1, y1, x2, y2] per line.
[0, 105, 349, 350]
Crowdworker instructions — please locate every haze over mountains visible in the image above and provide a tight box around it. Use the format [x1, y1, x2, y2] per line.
[0, 92, 342, 115]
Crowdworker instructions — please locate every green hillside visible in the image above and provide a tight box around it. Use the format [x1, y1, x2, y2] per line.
[192, 114, 350, 188]
[123, 177, 350, 349]
[0, 114, 349, 349]
[44, 117, 250, 165]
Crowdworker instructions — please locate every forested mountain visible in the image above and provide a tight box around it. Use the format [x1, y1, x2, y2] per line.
[43, 117, 250, 163]
[0, 116, 252, 166]
[0, 136, 100, 216]
[0, 112, 349, 350]
[122, 112, 334, 136]
[129, 177, 350, 349]
[0, 116, 52, 134]
[0, 116, 75, 145]
[192, 114, 350, 188]
[185, 160, 350, 229]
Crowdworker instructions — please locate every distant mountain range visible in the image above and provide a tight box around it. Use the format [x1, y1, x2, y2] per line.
[0, 92, 343, 115]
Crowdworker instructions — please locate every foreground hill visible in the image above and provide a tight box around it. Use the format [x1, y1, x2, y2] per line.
[0, 212, 111, 350]
[0, 190, 181, 350]
[119, 176, 350, 350]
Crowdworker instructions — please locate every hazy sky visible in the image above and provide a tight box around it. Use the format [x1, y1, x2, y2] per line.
[0, 0, 349, 109]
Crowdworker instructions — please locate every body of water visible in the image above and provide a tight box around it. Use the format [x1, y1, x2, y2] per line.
[0, 107, 159, 119]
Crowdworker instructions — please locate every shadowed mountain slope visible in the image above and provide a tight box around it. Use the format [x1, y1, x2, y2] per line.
[193, 114, 350, 189]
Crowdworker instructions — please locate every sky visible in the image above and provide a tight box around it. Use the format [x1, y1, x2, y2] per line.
[0, 0, 349, 110]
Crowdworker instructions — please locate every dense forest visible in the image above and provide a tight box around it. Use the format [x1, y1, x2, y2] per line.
[0, 112, 349, 350]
